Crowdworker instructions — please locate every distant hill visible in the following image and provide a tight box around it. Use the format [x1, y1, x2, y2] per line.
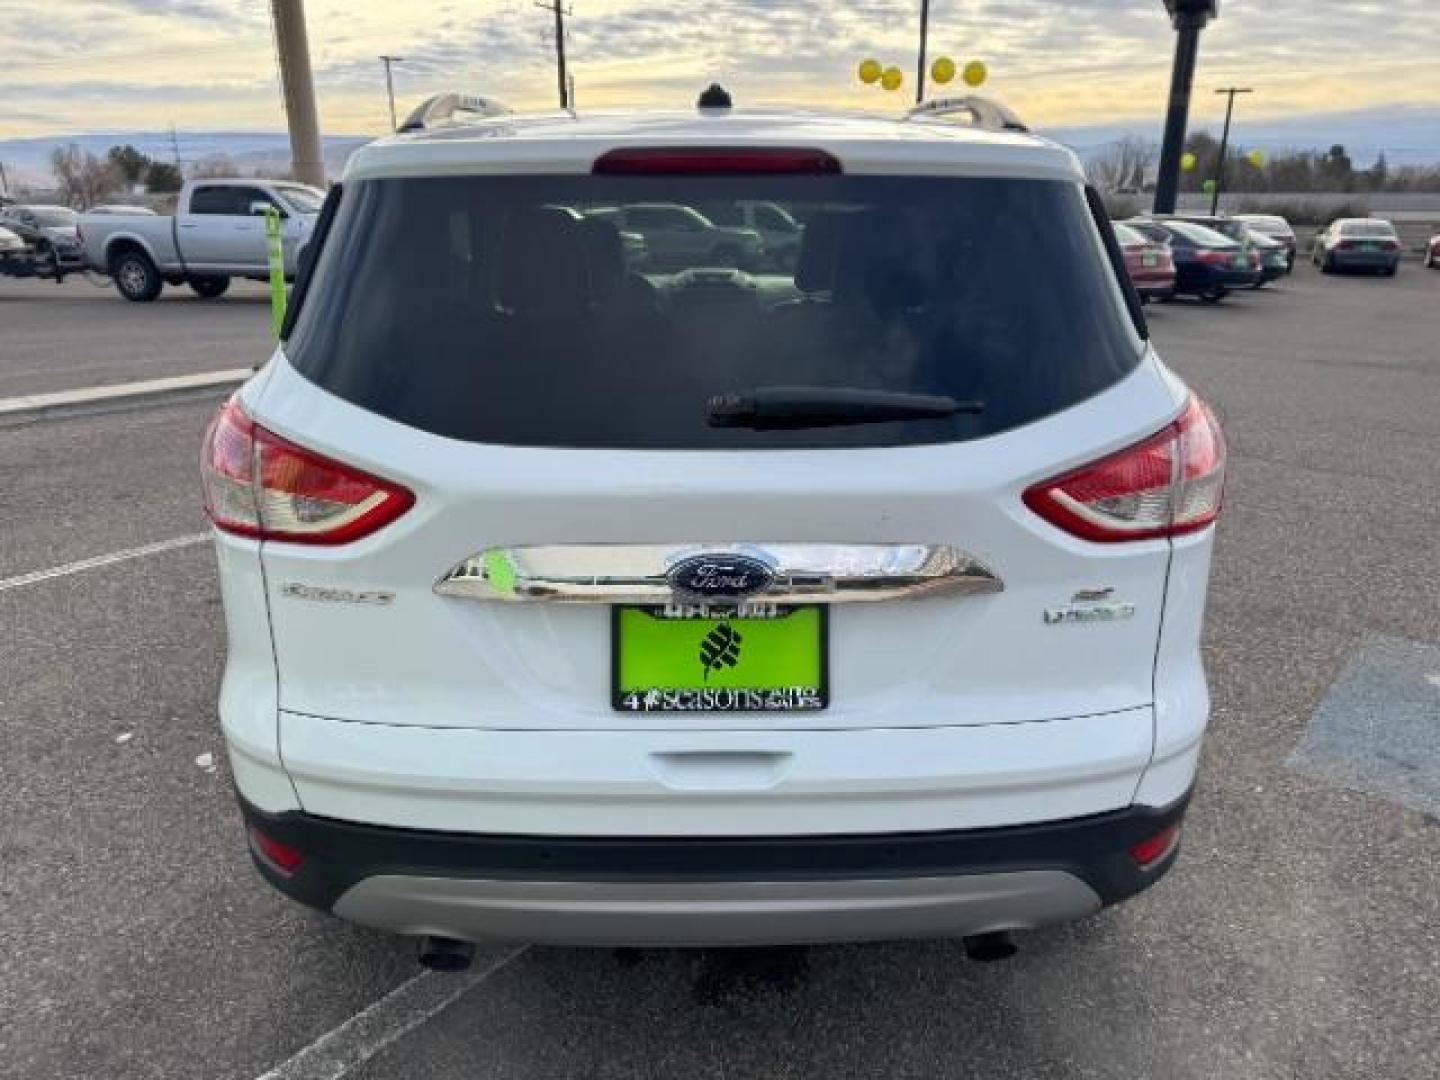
[3, 104, 1437, 190]
[0, 131, 370, 189]
[1043, 104, 1440, 168]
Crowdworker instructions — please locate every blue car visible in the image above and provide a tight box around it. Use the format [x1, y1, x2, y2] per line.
[1127, 219, 1261, 302]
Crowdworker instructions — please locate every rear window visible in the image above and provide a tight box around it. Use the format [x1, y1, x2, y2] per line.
[1112, 222, 1145, 246]
[1163, 221, 1235, 248]
[1339, 220, 1395, 237]
[285, 174, 1142, 449]
[1242, 215, 1289, 231]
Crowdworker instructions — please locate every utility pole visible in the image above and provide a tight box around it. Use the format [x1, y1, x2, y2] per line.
[269, 0, 326, 188]
[1210, 85, 1252, 215]
[169, 124, 183, 168]
[915, 0, 931, 105]
[537, 0, 570, 109]
[379, 55, 405, 132]
[1153, 1, 1219, 215]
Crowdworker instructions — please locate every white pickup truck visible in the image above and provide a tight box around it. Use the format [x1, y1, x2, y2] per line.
[80, 178, 324, 301]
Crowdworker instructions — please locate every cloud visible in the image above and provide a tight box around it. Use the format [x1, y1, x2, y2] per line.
[0, 0, 1436, 139]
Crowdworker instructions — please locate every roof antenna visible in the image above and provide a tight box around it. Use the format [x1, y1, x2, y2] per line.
[697, 83, 732, 110]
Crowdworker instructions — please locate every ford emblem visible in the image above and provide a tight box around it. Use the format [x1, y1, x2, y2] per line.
[667, 553, 775, 599]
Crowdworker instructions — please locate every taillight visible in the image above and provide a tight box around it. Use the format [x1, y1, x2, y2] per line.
[1194, 249, 1229, 265]
[1336, 240, 1355, 251]
[593, 147, 841, 175]
[1022, 396, 1226, 543]
[201, 395, 414, 544]
[248, 826, 305, 875]
[1129, 824, 1181, 869]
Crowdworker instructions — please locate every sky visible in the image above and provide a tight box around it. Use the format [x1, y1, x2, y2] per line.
[2, 0, 1438, 140]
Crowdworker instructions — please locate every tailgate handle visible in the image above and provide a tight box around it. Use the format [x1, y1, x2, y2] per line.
[435, 543, 1002, 605]
[649, 751, 792, 792]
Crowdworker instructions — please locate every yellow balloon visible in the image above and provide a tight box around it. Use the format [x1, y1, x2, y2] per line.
[931, 56, 956, 85]
[858, 58, 882, 85]
[1180, 151, 1198, 172]
[962, 60, 987, 87]
[881, 66, 903, 92]
[1247, 148, 1265, 168]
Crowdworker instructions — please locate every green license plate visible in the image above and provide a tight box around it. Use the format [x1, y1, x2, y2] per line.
[612, 605, 828, 713]
[1141, 252, 1159, 267]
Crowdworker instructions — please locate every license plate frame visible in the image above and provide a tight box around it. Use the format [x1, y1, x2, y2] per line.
[611, 604, 829, 713]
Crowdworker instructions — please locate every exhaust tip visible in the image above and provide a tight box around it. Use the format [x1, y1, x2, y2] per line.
[963, 931, 1018, 963]
[418, 936, 475, 973]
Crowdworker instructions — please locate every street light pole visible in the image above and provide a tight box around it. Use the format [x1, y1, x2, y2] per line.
[916, 0, 931, 105]
[1210, 86, 1252, 215]
[1153, 1, 1218, 215]
[268, 0, 326, 188]
[379, 55, 405, 132]
[536, 0, 570, 109]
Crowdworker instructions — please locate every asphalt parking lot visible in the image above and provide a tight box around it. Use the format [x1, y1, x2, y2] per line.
[0, 276, 271, 398]
[2, 263, 1438, 1079]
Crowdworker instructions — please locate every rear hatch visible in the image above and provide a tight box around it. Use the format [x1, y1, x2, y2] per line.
[246, 161, 1184, 732]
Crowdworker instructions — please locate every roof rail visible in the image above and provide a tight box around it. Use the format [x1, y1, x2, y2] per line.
[398, 93, 513, 133]
[904, 95, 1029, 133]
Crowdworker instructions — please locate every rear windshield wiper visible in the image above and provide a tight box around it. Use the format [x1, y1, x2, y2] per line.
[707, 386, 984, 430]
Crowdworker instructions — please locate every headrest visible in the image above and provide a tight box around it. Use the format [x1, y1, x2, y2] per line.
[576, 215, 627, 299]
[831, 211, 927, 312]
[497, 206, 591, 314]
[794, 213, 845, 293]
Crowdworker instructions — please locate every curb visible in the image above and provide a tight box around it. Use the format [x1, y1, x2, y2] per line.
[0, 368, 251, 428]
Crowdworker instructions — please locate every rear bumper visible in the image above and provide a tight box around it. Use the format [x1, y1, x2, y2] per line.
[1176, 264, 1259, 292]
[240, 793, 1188, 946]
[1331, 251, 1398, 268]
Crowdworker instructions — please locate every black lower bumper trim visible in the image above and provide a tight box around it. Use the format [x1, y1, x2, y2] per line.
[239, 793, 1191, 916]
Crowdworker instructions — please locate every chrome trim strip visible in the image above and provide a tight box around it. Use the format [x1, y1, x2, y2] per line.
[434, 543, 1002, 604]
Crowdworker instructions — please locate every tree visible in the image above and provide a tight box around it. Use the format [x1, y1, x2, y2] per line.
[144, 161, 183, 193]
[1085, 136, 1158, 192]
[49, 144, 119, 208]
[1319, 144, 1354, 191]
[107, 144, 151, 188]
[1365, 152, 1389, 191]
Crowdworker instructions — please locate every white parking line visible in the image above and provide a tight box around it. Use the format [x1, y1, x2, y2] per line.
[0, 533, 209, 593]
[254, 947, 529, 1080]
[0, 368, 249, 421]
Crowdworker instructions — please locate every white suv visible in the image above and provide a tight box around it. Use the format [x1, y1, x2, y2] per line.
[202, 96, 1224, 963]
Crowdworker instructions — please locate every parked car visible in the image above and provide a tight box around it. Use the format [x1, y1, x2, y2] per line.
[1422, 229, 1439, 270]
[79, 178, 323, 301]
[0, 224, 24, 255]
[1312, 218, 1403, 276]
[1232, 213, 1297, 268]
[695, 199, 805, 269]
[1112, 221, 1176, 302]
[203, 99, 1225, 959]
[1247, 230, 1290, 285]
[1128, 217, 1259, 301]
[584, 202, 763, 270]
[0, 203, 85, 277]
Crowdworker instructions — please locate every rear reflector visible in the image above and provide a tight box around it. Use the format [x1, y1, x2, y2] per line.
[593, 147, 841, 175]
[248, 826, 305, 875]
[1129, 824, 1181, 869]
[1022, 395, 1226, 543]
[202, 395, 414, 545]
